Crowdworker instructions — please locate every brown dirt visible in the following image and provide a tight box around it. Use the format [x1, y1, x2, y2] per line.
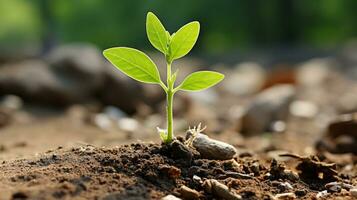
[0, 137, 355, 200]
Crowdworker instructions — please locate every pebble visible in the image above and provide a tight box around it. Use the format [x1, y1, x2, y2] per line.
[104, 106, 127, 120]
[316, 190, 329, 198]
[241, 84, 296, 134]
[296, 58, 334, 87]
[190, 133, 237, 160]
[209, 179, 242, 200]
[93, 113, 112, 130]
[294, 189, 307, 197]
[0, 95, 23, 110]
[222, 62, 266, 96]
[350, 188, 357, 198]
[283, 170, 299, 182]
[289, 100, 318, 118]
[282, 182, 293, 190]
[341, 183, 354, 190]
[272, 181, 293, 192]
[275, 192, 296, 199]
[178, 185, 200, 200]
[117, 117, 139, 132]
[192, 175, 202, 184]
[325, 182, 342, 192]
[161, 194, 182, 200]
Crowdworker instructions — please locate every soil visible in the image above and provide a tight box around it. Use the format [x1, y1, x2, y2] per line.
[0, 136, 355, 200]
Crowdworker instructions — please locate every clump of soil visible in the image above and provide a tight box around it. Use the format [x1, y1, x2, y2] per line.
[0, 139, 354, 200]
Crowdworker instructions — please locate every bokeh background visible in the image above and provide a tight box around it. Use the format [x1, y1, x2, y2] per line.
[0, 0, 357, 159]
[1, 0, 357, 59]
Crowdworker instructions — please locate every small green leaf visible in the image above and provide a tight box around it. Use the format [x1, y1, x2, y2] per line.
[146, 12, 169, 54]
[169, 21, 200, 61]
[157, 127, 168, 142]
[178, 71, 224, 91]
[103, 47, 161, 84]
[171, 69, 179, 84]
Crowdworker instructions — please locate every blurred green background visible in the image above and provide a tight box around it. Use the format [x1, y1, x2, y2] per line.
[1, 0, 357, 55]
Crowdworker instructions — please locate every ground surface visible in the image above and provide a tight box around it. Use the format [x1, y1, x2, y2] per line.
[0, 133, 356, 200]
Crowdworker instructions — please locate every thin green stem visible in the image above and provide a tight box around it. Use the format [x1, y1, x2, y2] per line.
[159, 81, 168, 91]
[166, 90, 173, 142]
[166, 62, 174, 143]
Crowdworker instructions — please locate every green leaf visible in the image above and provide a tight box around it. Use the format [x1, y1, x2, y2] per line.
[103, 47, 161, 84]
[169, 21, 200, 61]
[157, 127, 168, 142]
[171, 69, 179, 84]
[146, 12, 169, 54]
[178, 71, 224, 91]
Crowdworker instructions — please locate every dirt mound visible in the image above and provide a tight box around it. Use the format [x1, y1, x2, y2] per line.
[0, 141, 355, 200]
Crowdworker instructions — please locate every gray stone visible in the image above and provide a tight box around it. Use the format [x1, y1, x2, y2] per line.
[0, 60, 69, 105]
[222, 62, 266, 96]
[46, 43, 106, 103]
[296, 58, 335, 87]
[241, 84, 296, 134]
[191, 133, 236, 160]
[0, 44, 106, 106]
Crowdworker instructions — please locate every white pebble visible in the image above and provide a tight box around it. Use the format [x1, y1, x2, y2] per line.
[350, 188, 357, 198]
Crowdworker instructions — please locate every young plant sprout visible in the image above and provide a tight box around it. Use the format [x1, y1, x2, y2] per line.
[103, 12, 224, 144]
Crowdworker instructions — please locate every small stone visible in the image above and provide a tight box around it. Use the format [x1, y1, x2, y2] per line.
[117, 117, 139, 132]
[275, 192, 296, 199]
[296, 58, 334, 87]
[161, 195, 182, 200]
[192, 175, 202, 183]
[250, 162, 260, 175]
[271, 121, 286, 133]
[289, 100, 318, 118]
[316, 190, 329, 198]
[341, 183, 354, 190]
[191, 133, 236, 160]
[294, 189, 307, 197]
[241, 84, 296, 134]
[350, 188, 357, 198]
[325, 182, 342, 193]
[210, 179, 242, 200]
[282, 182, 293, 190]
[222, 62, 266, 96]
[178, 185, 200, 200]
[104, 106, 127, 120]
[272, 181, 293, 192]
[283, 170, 299, 182]
[0, 95, 23, 110]
[93, 113, 112, 130]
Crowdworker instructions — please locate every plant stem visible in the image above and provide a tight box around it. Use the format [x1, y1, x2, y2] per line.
[166, 90, 173, 142]
[166, 62, 174, 143]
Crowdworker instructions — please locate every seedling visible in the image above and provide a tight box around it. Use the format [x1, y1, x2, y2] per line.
[103, 12, 224, 144]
